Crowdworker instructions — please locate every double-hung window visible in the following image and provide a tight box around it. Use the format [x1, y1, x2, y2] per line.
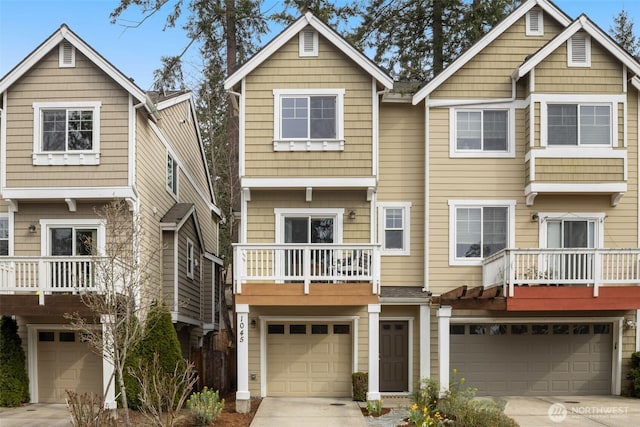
[0, 215, 8, 256]
[378, 202, 411, 255]
[449, 200, 515, 265]
[273, 89, 344, 151]
[547, 104, 611, 146]
[452, 108, 512, 157]
[33, 101, 101, 165]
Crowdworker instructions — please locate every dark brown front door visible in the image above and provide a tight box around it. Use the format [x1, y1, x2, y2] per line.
[379, 321, 408, 392]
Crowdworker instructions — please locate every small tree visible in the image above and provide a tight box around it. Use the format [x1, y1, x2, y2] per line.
[610, 8, 640, 59]
[0, 316, 30, 407]
[66, 200, 161, 426]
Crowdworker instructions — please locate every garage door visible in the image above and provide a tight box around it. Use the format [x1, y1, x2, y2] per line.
[37, 330, 102, 403]
[450, 322, 612, 395]
[267, 322, 352, 397]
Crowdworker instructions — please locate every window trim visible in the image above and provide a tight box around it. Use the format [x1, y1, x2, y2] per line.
[568, 34, 591, 67]
[166, 151, 178, 198]
[274, 208, 344, 244]
[537, 212, 605, 249]
[448, 200, 516, 266]
[59, 41, 75, 68]
[525, 9, 543, 36]
[377, 202, 411, 256]
[186, 238, 195, 279]
[541, 99, 616, 148]
[273, 89, 345, 152]
[299, 30, 318, 57]
[449, 107, 515, 158]
[32, 101, 101, 166]
[39, 218, 106, 256]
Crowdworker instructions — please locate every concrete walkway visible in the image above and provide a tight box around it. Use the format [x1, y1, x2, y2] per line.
[0, 404, 71, 427]
[250, 397, 366, 427]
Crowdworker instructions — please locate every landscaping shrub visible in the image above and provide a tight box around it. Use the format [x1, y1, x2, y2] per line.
[187, 386, 225, 426]
[352, 372, 368, 401]
[627, 351, 640, 397]
[0, 316, 29, 407]
[66, 390, 117, 427]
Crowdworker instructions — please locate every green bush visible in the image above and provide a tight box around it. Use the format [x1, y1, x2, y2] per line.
[0, 316, 29, 407]
[627, 351, 640, 397]
[352, 372, 368, 402]
[187, 387, 225, 426]
[123, 301, 185, 409]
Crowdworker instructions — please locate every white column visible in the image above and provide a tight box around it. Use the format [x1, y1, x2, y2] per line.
[437, 306, 452, 394]
[367, 304, 381, 401]
[100, 315, 116, 409]
[235, 304, 251, 413]
[420, 304, 431, 381]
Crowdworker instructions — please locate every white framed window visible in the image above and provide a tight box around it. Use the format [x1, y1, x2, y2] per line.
[547, 104, 611, 146]
[537, 212, 604, 249]
[39, 219, 106, 257]
[166, 152, 178, 197]
[448, 200, 516, 266]
[450, 108, 514, 157]
[275, 208, 344, 244]
[273, 89, 345, 151]
[299, 30, 318, 57]
[526, 9, 543, 36]
[59, 41, 75, 67]
[568, 34, 591, 67]
[378, 202, 411, 255]
[186, 238, 195, 279]
[32, 101, 101, 165]
[0, 215, 8, 256]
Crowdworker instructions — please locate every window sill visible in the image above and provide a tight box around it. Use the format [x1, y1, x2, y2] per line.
[273, 140, 345, 152]
[33, 152, 100, 166]
[450, 150, 514, 158]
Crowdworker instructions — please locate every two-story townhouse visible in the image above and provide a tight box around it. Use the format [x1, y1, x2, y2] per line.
[227, 0, 640, 411]
[0, 25, 223, 407]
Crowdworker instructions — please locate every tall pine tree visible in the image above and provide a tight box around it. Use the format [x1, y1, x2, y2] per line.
[610, 8, 640, 59]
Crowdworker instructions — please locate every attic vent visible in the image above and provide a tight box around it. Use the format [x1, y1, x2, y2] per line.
[299, 30, 318, 57]
[59, 41, 75, 68]
[526, 10, 543, 36]
[568, 34, 591, 67]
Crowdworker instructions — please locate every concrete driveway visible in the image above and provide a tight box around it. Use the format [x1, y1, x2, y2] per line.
[0, 404, 71, 427]
[503, 395, 640, 426]
[250, 397, 366, 427]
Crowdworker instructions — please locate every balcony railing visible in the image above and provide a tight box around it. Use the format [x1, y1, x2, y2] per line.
[483, 248, 640, 297]
[0, 256, 107, 304]
[233, 244, 380, 294]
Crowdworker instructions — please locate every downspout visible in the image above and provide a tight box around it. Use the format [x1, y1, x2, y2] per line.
[423, 97, 430, 293]
[372, 85, 389, 245]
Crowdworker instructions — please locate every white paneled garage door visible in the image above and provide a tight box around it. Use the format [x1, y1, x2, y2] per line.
[37, 330, 102, 403]
[267, 322, 352, 397]
[450, 322, 612, 395]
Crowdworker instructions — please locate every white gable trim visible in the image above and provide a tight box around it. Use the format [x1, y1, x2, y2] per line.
[412, 0, 571, 105]
[514, 16, 640, 80]
[0, 25, 147, 102]
[224, 12, 393, 90]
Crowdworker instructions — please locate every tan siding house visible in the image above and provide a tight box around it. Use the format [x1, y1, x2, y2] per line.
[227, 0, 640, 411]
[0, 25, 223, 406]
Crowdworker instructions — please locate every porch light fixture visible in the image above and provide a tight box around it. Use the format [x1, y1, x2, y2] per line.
[348, 210, 357, 220]
[28, 224, 37, 233]
[250, 319, 257, 329]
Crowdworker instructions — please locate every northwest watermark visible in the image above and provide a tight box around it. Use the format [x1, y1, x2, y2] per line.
[548, 402, 628, 423]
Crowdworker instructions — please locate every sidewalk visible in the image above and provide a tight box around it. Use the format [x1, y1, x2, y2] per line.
[0, 404, 71, 427]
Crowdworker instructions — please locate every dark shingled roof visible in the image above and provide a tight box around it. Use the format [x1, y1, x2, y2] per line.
[160, 203, 193, 224]
[379, 286, 431, 300]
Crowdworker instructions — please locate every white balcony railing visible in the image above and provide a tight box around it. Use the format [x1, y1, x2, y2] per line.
[233, 244, 380, 295]
[483, 248, 640, 297]
[0, 256, 106, 304]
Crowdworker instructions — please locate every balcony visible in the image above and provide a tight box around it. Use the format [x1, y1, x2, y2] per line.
[483, 248, 640, 310]
[233, 244, 380, 305]
[0, 257, 106, 305]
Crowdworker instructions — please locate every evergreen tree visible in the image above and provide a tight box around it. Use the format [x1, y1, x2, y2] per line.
[0, 316, 29, 407]
[610, 8, 640, 59]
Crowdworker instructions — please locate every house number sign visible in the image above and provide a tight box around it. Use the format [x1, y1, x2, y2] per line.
[239, 315, 246, 343]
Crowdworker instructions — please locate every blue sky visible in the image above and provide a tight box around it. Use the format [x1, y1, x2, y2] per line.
[1, 0, 639, 90]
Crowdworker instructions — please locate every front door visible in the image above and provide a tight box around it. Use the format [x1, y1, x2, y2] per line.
[379, 320, 408, 392]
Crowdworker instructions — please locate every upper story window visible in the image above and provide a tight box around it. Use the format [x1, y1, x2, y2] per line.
[448, 200, 516, 266]
[547, 104, 611, 146]
[273, 89, 345, 152]
[526, 9, 543, 36]
[378, 202, 411, 256]
[568, 34, 591, 67]
[40, 219, 105, 257]
[0, 215, 8, 256]
[451, 108, 513, 157]
[166, 152, 178, 197]
[186, 238, 195, 279]
[33, 101, 101, 166]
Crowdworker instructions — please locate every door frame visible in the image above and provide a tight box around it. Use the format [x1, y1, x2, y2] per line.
[259, 315, 358, 397]
[380, 316, 414, 394]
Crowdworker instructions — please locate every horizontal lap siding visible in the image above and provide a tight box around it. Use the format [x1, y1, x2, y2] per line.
[5, 48, 129, 187]
[534, 158, 625, 182]
[378, 103, 425, 286]
[244, 30, 373, 177]
[432, 15, 564, 99]
[177, 217, 202, 321]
